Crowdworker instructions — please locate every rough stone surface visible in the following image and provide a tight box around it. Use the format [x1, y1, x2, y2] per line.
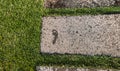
[41, 14, 120, 57]
[36, 66, 120, 71]
[44, 0, 120, 8]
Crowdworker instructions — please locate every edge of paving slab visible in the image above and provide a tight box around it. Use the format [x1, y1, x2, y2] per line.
[36, 66, 120, 71]
[44, 0, 120, 8]
[41, 14, 120, 57]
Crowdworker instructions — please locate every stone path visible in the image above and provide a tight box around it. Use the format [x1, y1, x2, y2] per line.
[44, 0, 120, 8]
[39, 0, 120, 70]
[41, 14, 120, 57]
[36, 66, 120, 71]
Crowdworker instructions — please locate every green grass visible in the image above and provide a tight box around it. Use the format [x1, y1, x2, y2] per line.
[44, 6, 120, 16]
[0, 0, 120, 71]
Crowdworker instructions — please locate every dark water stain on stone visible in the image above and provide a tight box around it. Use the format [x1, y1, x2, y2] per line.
[54, 0, 65, 8]
[68, 68, 77, 71]
[88, 69, 97, 71]
[46, 0, 65, 8]
[57, 68, 66, 71]
[115, 0, 120, 6]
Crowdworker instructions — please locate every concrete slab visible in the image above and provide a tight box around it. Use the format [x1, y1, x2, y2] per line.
[41, 14, 120, 57]
[44, 0, 120, 8]
[36, 66, 119, 71]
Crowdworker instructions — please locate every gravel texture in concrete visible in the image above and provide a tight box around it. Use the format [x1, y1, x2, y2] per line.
[41, 14, 120, 57]
[44, 0, 120, 8]
[36, 66, 119, 71]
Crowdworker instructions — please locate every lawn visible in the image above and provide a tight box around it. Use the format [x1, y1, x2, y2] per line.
[0, 0, 120, 71]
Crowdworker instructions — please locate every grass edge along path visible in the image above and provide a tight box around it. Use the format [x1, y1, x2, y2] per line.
[44, 6, 120, 16]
